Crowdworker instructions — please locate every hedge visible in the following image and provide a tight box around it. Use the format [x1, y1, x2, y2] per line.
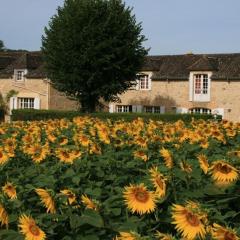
[0, 109, 4, 122]
[11, 109, 221, 122]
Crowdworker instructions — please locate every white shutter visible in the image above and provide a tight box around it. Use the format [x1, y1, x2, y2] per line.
[148, 77, 152, 90]
[34, 98, 40, 109]
[212, 108, 224, 118]
[135, 80, 140, 90]
[176, 107, 188, 114]
[132, 105, 138, 112]
[109, 103, 114, 113]
[9, 97, 17, 115]
[136, 105, 143, 113]
[160, 106, 165, 114]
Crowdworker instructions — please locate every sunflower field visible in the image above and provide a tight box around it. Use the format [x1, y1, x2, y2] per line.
[0, 117, 239, 240]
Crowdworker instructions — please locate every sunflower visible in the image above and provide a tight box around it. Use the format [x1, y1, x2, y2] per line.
[212, 223, 239, 240]
[197, 154, 209, 174]
[0, 203, 8, 227]
[209, 160, 238, 186]
[18, 214, 46, 240]
[133, 149, 148, 162]
[115, 231, 140, 240]
[149, 167, 166, 198]
[172, 201, 207, 240]
[180, 161, 192, 173]
[35, 188, 56, 213]
[28, 143, 49, 163]
[55, 148, 77, 164]
[155, 231, 175, 240]
[0, 148, 9, 165]
[60, 189, 76, 205]
[2, 182, 17, 199]
[81, 194, 98, 210]
[89, 143, 101, 155]
[123, 183, 156, 215]
[160, 148, 173, 169]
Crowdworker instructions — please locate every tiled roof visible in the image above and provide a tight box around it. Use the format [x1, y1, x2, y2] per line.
[0, 51, 240, 80]
[0, 51, 44, 78]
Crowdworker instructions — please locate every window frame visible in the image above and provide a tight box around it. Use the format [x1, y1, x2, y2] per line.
[189, 71, 212, 102]
[18, 97, 35, 109]
[14, 69, 28, 82]
[116, 105, 132, 113]
[136, 73, 151, 90]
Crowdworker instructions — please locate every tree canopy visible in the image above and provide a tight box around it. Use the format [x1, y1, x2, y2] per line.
[0, 40, 5, 51]
[42, 0, 148, 112]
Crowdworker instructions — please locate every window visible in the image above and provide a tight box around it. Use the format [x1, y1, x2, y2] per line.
[137, 74, 150, 90]
[14, 69, 27, 81]
[144, 106, 161, 113]
[194, 74, 208, 94]
[116, 105, 132, 113]
[18, 98, 34, 109]
[189, 108, 211, 114]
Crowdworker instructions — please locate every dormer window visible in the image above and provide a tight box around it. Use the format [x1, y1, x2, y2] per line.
[189, 71, 212, 102]
[194, 74, 208, 94]
[14, 69, 27, 81]
[136, 73, 151, 90]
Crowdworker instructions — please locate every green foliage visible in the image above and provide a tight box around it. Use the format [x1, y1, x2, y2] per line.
[0, 90, 18, 114]
[42, 0, 148, 112]
[0, 117, 239, 239]
[11, 109, 220, 122]
[0, 40, 5, 51]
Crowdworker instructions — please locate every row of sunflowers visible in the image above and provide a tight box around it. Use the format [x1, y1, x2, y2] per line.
[0, 116, 239, 239]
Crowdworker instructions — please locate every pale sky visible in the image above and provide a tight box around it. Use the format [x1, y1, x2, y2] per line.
[0, 0, 239, 55]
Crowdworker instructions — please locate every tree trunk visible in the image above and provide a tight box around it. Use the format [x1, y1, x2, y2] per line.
[81, 96, 97, 113]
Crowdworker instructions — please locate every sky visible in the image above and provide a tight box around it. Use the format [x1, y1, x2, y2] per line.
[0, 0, 239, 55]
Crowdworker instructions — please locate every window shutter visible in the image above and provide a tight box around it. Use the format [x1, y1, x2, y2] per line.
[148, 77, 152, 90]
[9, 97, 17, 115]
[160, 106, 165, 114]
[34, 98, 40, 109]
[212, 108, 224, 118]
[135, 80, 140, 90]
[136, 105, 142, 113]
[176, 107, 188, 114]
[132, 105, 137, 112]
[109, 103, 114, 113]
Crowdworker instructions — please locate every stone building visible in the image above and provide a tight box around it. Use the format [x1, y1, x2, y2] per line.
[110, 53, 240, 122]
[1, 51, 240, 121]
[0, 51, 78, 119]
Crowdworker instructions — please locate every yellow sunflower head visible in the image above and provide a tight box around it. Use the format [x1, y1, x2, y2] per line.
[149, 166, 167, 198]
[133, 150, 148, 162]
[18, 214, 46, 240]
[209, 160, 239, 186]
[2, 182, 17, 199]
[172, 201, 207, 240]
[0, 148, 9, 165]
[155, 231, 175, 240]
[81, 194, 98, 211]
[212, 223, 239, 240]
[197, 154, 209, 174]
[0, 203, 8, 227]
[115, 231, 140, 240]
[123, 183, 156, 215]
[160, 148, 173, 169]
[60, 189, 76, 205]
[35, 188, 56, 213]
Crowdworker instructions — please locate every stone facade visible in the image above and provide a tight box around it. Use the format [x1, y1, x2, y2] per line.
[111, 73, 240, 122]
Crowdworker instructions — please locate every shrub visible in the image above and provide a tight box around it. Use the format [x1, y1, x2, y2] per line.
[11, 109, 221, 122]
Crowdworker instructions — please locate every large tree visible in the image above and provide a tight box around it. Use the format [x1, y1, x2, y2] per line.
[0, 40, 5, 51]
[42, 0, 148, 112]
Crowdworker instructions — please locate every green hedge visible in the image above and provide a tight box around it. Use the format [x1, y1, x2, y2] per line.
[0, 109, 4, 121]
[11, 109, 221, 122]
